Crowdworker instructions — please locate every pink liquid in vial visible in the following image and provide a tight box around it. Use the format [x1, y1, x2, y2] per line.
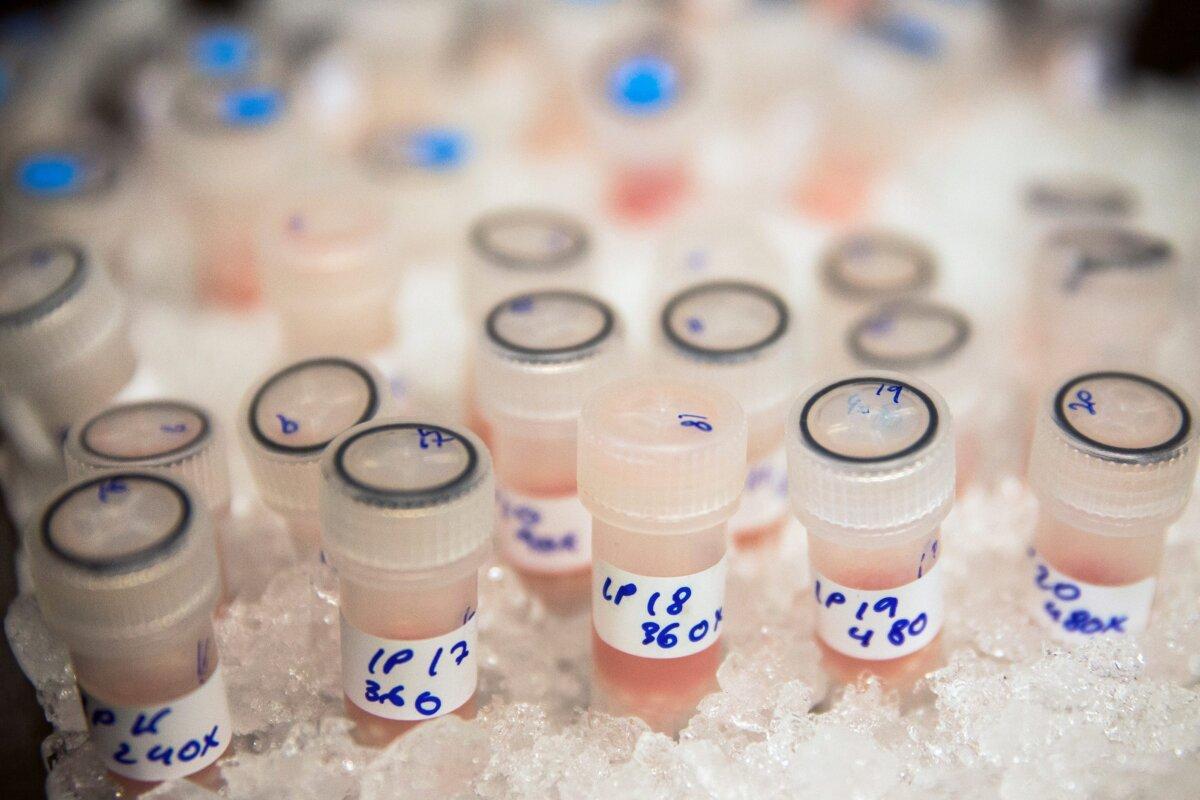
[1032, 515, 1164, 587]
[607, 162, 692, 226]
[591, 520, 725, 734]
[196, 207, 261, 308]
[340, 567, 479, 746]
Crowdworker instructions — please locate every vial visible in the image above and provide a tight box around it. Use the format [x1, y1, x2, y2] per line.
[257, 182, 399, 358]
[579, 378, 747, 733]
[0, 241, 135, 465]
[462, 208, 594, 440]
[843, 300, 987, 490]
[657, 281, 797, 547]
[28, 471, 229, 793]
[815, 230, 937, 368]
[582, 29, 707, 224]
[654, 213, 786, 304]
[156, 78, 297, 307]
[787, 373, 955, 684]
[63, 399, 233, 600]
[476, 290, 628, 611]
[1027, 371, 1198, 641]
[239, 356, 390, 556]
[320, 419, 492, 746]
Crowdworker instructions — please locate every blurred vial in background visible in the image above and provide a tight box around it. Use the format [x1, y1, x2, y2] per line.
[843, 299, 992, 491]
[580, 26, 711, 225]
[154, 77, 300, 307]
[63, 400, 235, 603]
[657, 281, 799, 547]
[461, 207, 595, 440]
[1027, 371, 1198, 642]
[239, 356, 390, 558]
[787, 373, 955, 686]
[653, 212, 787, 303]
[0, 241, 136, 472]
[257, 179, 400, 358]
[28, 472, 229, 794]
[476, 290, 628, 613]
[815, 229, 938, 369]
[320, 420, 492, 747]
[579, 378, 747, 734]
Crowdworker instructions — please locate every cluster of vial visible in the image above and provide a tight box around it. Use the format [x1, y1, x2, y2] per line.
[0, 2, 1196, 794]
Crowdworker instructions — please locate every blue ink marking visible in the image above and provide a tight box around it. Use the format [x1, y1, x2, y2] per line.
[97, 478, 129, 503]
[276, 414, 299, 435]
[91, 708, 116, 726]
[428, 646, 443, 677]
[404, 128, 470, 171]
[147, 744, 173, 765]
[855, 602, 868, 621]
[161, 423, 188, 434]
[866, 315, 895, 335]
[666, 586, 691, 615]
[196, 639, 209, 681]
[463, 606, 476, 624]
[608, 55, 678, 114]
[848, 626, 874, 648]
[846, 394, 870, 415]
[177, 739, 201, 762]
[509, 295, 535, 313]
[1067, 389, 1096, 415]
[873, 596, 899, 619]
[415, 691, 442, 716]
[17, 153, 83, 197]
[220, 87, 282, 127]
[30, 248, 52, 267]
[417, 427, 454, 449]
[686, 249, 707, 272]
[202, 726, 221, 755]
[191, 27, 257, 76]
[113, 742, 136, 765]
[677, 413, 712, 432]
[867, 13, 944, 60]
[685, 316, 704, 334]
[381, 649, 415, 675]
[132, 708, 170, 736]
[287, 213, 305, 232]
[875, 383, 903, 403]
[451, 640, 469, 666]
[647, 591, 660, 617]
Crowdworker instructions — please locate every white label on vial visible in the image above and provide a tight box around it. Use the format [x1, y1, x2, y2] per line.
[496, 488, 592, 573]
[813, 562, 944, 660]
[592, 557, 727, 659]
[340, 614, 477, 721]
[1028, 549, 1156, 640]
[728, 446, 788, 534]
[81, 665, 231, 782]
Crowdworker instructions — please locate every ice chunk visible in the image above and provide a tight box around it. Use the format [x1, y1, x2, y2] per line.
[5, 595, 85, 732]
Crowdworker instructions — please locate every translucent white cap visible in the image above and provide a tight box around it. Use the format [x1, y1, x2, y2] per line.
[319, 420, 494, 578]
[819, 231, 937, 302]
[64, 400, 231, 512]
[845, 300, 971, 372]
[1023, 175, 1137, 223]
[787, 373, 955, 544]
[257, 185, 399, 355]
[476, 291, 627, 433]
[27, 472, 220, 654]
[1029, 371, 1199, 536]
[657, 281, 796, 452]
[239, 357, 388, 516]
[1033, 225, 1175, 298]
[0, 241, 128, 381]
[462, 208, 593, 321]
[578, 377, 748, 534]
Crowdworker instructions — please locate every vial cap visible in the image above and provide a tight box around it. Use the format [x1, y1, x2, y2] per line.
[846, 300, 970, 370]
[320, 420, 494, 575]
[175, 80, 286, 133]
[476, 290, 626, 428]
[64, 400, 231, 512]
[463, 208, 592, 320]
[0, 241, 128, 378]
[820, 231, 936, 301]
[9, 144, 116, 202]
[28, 472, 220, 651]
[1029, 371, 1198, 535]
[577, 377, 748, 533]
[1024, 175, 1136, 221]
[658, 280, 795, 420]
[1036, 225, 1174, 295]
[190, 26, 259, 77]
[787, 373, 955, 542]
[240, 357, 388, 516]
[363, 125, 473, 174]
[596, 32, 692, 118]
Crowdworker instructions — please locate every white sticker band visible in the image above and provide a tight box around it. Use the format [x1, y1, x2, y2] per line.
[1027, 549, 1156, 640]
[813, 561, 944, 660]
[729, 446, 789, 535]
[592, 556, 726, 659]
[340, 614, 477, 721]
[81, 664, 231, 782]
[496, 488, 592, 573]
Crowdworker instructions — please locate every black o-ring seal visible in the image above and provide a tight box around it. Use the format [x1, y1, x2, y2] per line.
[0, 241, 87, 327]
[469, 209, 589, 271]
[846, 301, 970, 370]
[248, 357, 380, 455]
[80, 400, 210, 463]
[333, 421, 478, 506]
[820, 233, 936, 301]
[486, 289, 615, 360]
[1053, 371, 1191, 460]
[661, 280, 789, 361]
[799, 376, 939, 465]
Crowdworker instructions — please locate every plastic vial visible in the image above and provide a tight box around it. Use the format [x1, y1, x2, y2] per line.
[578, 377, 747, 733]
[1026, 371, 1198, 641]
[462, 208, 594, 439]
[815, 231, 937, 369]
[654, 213, 786, 304]
[1021, 174, 1136, 236]
[157, 78, 297, 307]
[239, 356, 390, 557]
[63, 399, 233, 601]
[582, 29, 706, 224]
[476, 290, 628, 611]
[787, 373, 955, 684]
[0, 241, 135, 465]
[320, 419, 492, 746]
[257, 183, 399, 357]
[657, 280, 797, 547]
[843, 300, 986, 490]
[28, 471, 229, 793]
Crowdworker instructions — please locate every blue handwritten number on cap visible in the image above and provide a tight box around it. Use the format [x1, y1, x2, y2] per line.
[418, 428, 453, 449]
[1067, 389, 1097, 415]
[677, 413, 712, 432]
[276, 414, 299, 435]
[876, 383, 903, 403]
[97, 478, 128, 503]
[160, 423, 187, 434]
